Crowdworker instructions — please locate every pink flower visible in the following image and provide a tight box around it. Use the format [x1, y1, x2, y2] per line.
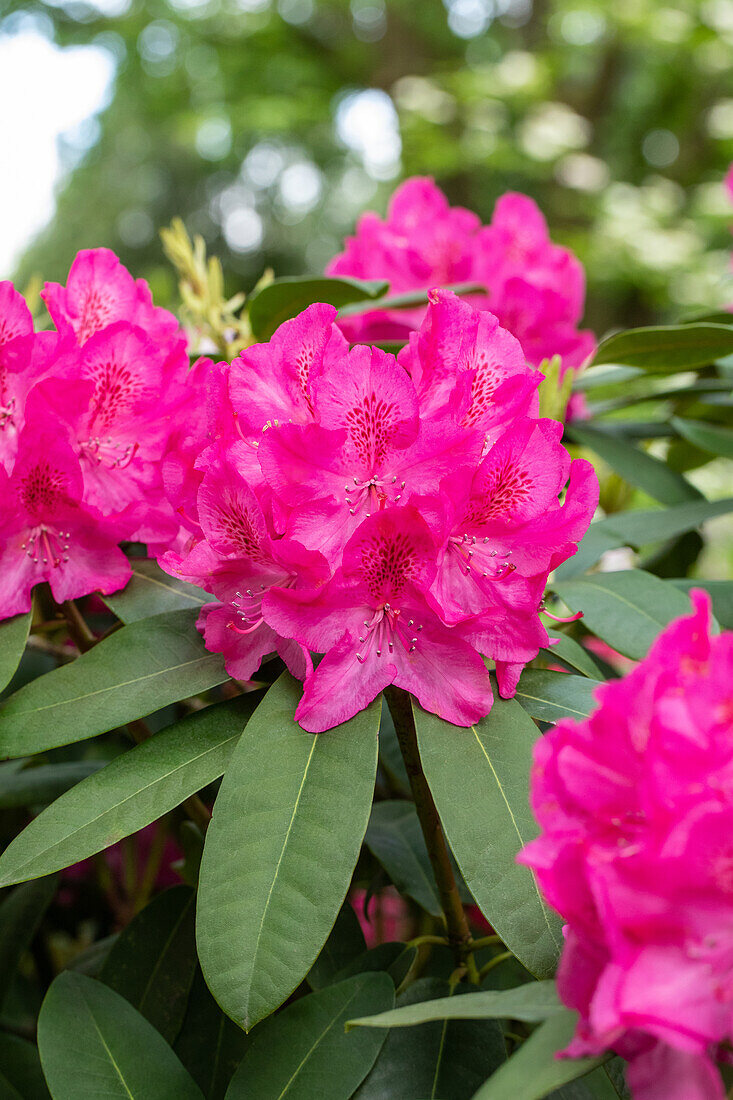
[520, 591, 733, 1100]
[327, 177, 594, 380]
[264, 508, 494, 732]
[0, 419, 130, 618]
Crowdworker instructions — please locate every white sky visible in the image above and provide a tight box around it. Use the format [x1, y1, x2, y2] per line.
[0, 30, 115, 278]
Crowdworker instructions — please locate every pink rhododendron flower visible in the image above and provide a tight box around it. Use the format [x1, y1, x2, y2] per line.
[327, 177, 595, 384]
[520, 591, 733, 1100]
[159, 292, 597, 731]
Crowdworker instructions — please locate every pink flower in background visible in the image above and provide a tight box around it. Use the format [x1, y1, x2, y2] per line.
[327, 177, 595, 383]
[160, 292, 597, 731]
[520, 591, 733, 1100]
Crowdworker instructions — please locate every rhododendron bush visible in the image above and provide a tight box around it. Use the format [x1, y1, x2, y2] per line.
[1, 178, 733, 1100]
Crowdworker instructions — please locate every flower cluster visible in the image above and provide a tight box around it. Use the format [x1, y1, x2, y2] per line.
[328, 177, 595, 379]
[162, 289, 598, 732]
[0, 249, 194, 619]
[521, 592, 733, 1100]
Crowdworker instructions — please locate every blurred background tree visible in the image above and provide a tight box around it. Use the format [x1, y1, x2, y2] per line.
[6, 0, 733, 336]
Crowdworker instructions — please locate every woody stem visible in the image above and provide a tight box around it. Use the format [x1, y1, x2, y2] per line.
[385, 685, 479, 982]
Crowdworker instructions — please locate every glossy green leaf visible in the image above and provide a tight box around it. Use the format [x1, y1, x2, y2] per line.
[248, 275, 389, 340]
[175, 968, 249, 1100]
[348, 980, 561, 1029]
[354, 978, 507, 1100]
[338, 281, 485, 318]
[225, 974, 393, 1100]
[0, 875, 57, 1011]
[553, 571, 694, 661]
[415, 698, 562, 979]
[0, 613, 31, 695]
[600, 496, 733, 549]
[671, 579, 733, 627]
[0, 761, 104, 809]
[365, 801, 441, 917]
[308, 901, 367, 990]
[101, 886, 197, 1044]
[0, 1035, 50, 1100]
[37, 972, 203, 1099]
[471, 1010, 604, 1099]
[197, 674, 380, 1030]
[552, 526, 625, 581]
[0, 609, 229, 758]
[102, 560, 209, 623]
[567, 424, 700, 505]
[593, 323, 733, 372]
[0, 698, 255, 886]
[572, 365, 644, 392]
[335, 943, 417, 987]
[542, 632, 603, 680]
[670, 416, 733, 458]
[515, 671, 598, 723]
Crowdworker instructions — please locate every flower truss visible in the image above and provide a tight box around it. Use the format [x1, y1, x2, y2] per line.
[521, 591, 733, 1100]
[327, 176, 596, 382]
[0, 250, 195, 619]
[161, 289, 598, 732]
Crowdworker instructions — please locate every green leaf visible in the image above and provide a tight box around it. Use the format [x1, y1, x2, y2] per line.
[247, 275, 389, 340]
[308, 901, 367, 991]
[514, 671, 598, 723]
[37, 972, 204, 1099]
[0, 1035, 50, 1100]
[0, 609, 229, 758]
[670, 416, 733, 458]
[335, 943, 417, 988]
[0, 761, 104, 809]
[348, 980, 561, 1029]
[415, 698, 563, 979]
[572, 365, 644, 392]
[671, 579, 733, 628]
[365, 801, 442, 917]
[542, 632, 603, 680]
[354, 978, 507, 1100]
[553, 571, 695, 661]
[102, 561, 209, 624]
[566, 424, 701, 505]
[224, 974, 394, 1100]
[175, 968, 249, 1100]
[593, 323, 733, 372]
[0, 613, 31, 695]
[197, 674, 380, 1030]
[101, 886, 197, 1044]
[338, 281, 486, 318]
[0, 698, 255, 886]
[471, 1011, 605, 1100]
[0, 875, 57, 1011]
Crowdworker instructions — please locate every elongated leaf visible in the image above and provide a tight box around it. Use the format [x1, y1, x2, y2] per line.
[197, 674, 380, 1030]
[552, 526, 625, 581]
[415, 698, 562, 979]
[349, 980, 561, 1029]
[0, 875, 57, 1011]
[102, 561, 208, 624]
[0, 609, 228, 758]
[248, 276, 389, 340]
[365, 801, 441, 917]
[225, 974, 393, 1099]
[471, 1010, 604, 1099]
[670, 416, 733, 458]
[335, 943, 416, 987]
[671, 579, 733, 628]
[0, 614, 31, 696]
[0, 1035, 49, 1100]
[37, 972, 203, 1099]
[553, 571, 694, 661]
[308, 901, 367, 991]
[515, 671, 598, 723]
[573, 365, 644, 392]
[354, 978, 507, 1100]
[542, 632, 603, 680]
[0, 698, 256, 886]
[101, 886, 197, 1044]
[175, 968, 249, 1100]
[338, 281, 485, 318]
[0, 761, 104, 809]
[600, 496, 733, 549]
[593, 323, 733, 372]
[566, 424, 700, 505]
